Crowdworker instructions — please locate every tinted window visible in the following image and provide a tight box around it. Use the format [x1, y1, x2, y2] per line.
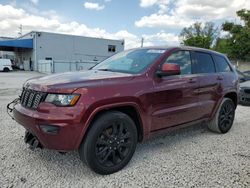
[164, 51, 191, 75]
[213, 55, 231, 72]
[193, 52, 215, 74]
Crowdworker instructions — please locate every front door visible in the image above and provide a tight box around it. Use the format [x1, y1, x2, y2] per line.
[150, 50, 200, 131]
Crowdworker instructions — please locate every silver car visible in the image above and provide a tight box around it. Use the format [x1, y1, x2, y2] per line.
[240, 80, 250, 105]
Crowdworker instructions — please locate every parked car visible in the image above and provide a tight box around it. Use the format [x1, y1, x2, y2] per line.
[243, 70, 250, 77]
[0, 59, 13, 72]
[237, 70, 250, 83]
[8, 47, 239, 175]
[239, 80, 250, 105]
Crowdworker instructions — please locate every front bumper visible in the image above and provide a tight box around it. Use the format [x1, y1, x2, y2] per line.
[12, 102, 85, 151]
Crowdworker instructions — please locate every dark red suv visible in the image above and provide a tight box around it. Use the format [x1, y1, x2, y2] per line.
[8, 47, 239, 174]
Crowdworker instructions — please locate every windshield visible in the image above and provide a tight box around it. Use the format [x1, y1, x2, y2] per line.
[92, 49, 166, 74]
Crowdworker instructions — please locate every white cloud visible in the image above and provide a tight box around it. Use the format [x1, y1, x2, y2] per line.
[142, 32, 179, 46]
[135, 13, 194, 28]
[140, 0, 159, 7]
[140, 0, 170, 14]
[0, 4, 180, 49]
[30, 0, 39, 5]
[84, 2, 105, 11]
[136, 0, 250, 29]
[113, 30, 141, 49]
[175, 0, 250, 20]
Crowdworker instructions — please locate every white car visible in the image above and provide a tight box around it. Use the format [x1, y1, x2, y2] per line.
[0, 59, 13, 72]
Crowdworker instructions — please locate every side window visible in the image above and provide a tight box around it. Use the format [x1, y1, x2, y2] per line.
[213, 55, 231, 72]
[193, 52, 215, 74]
[164, 51, 191, 75]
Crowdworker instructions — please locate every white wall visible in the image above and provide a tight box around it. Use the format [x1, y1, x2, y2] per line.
[34, 32, 124, 71]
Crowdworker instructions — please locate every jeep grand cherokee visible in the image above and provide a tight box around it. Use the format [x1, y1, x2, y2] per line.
[8, 47, 239, 175]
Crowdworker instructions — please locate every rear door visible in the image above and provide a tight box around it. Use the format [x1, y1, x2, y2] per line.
[213, 54, 237, 89]
[192, 51, 222, 119]
[151, 50, 200, 131]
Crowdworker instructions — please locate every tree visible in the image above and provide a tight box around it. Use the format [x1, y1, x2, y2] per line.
[214, 38, 230, 55]
[222, 9, 250, 60]
[179, 22, 218, 49]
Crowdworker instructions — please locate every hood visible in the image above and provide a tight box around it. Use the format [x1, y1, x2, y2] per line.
[240, 80, 250, 88]
[24, 70, 134, 93]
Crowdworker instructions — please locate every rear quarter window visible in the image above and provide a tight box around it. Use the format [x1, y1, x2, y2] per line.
[213, 55, 231, 72]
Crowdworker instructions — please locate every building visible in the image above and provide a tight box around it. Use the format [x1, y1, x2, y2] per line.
[0, 37, 15, 61]
[0, 31, 124, 72]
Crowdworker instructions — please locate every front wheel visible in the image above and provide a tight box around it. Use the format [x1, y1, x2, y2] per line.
[79, 111, 138, 175]
[208, 98, 235, 133]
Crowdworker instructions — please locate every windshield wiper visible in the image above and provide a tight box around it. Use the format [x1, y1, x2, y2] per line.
[96, 68, 114, 72]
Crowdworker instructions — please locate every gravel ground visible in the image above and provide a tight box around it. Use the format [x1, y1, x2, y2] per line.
[0, 71, 249, 188]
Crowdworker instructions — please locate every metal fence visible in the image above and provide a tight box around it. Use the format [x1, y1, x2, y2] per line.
[38, 60, 98, 74]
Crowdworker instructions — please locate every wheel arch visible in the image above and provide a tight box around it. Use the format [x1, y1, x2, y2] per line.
[77, 103, 144, 148]
[210, 91, 238, 121]
[3, 67, 10, 72]
[224, 91, 238, 108]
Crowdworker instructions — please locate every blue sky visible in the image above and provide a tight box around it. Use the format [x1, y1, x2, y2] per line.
[0, 0, 249, 49]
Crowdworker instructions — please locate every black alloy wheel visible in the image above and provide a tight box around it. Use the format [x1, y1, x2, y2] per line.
[95, 122, 132, 167]
[218, 100, 235, 133]
[79, 111, 137, 175]
[208, 98, 235, 133]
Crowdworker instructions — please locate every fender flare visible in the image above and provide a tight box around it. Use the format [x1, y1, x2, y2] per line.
[210, 90, 238, 121]
[75, 101, 147, 148]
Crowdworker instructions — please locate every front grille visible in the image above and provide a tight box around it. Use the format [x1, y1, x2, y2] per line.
[244, 89, 250, 94]
[20, 88, 47, 109]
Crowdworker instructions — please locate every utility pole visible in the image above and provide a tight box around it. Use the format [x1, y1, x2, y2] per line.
[18, 24, 22, 37]
[141, 37, 144, 48]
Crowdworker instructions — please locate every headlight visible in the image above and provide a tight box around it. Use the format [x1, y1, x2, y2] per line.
[45, 94, 80, 106]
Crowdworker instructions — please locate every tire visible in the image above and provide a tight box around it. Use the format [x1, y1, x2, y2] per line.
[3, 67, 10, 72]
[79, 111, 138, 175]
[208, 98, 235, 134]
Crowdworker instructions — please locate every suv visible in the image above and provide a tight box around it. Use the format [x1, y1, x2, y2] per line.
[8, 47, 239, 175]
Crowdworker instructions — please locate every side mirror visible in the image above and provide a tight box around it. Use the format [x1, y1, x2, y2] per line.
[156, 63, 181, 77]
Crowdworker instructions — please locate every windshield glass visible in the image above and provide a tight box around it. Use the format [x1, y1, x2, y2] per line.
[92, 49, 166, 74]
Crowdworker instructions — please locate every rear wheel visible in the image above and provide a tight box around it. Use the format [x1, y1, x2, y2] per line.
[3, 67, 10, 72]
[79, 111, 137, 175]
[208, 98, 235, 133]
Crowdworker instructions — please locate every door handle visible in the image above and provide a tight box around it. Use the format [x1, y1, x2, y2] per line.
[188, 78, 196, 83]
